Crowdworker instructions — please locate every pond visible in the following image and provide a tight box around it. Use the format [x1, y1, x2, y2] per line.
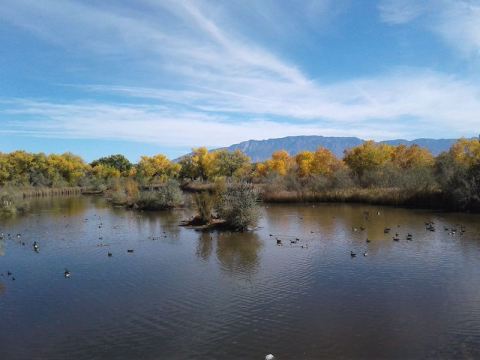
[0, 196, 479, 359]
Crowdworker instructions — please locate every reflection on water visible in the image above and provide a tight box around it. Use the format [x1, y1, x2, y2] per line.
[195, 231, 262, 276]
[0, 197, 480, 359]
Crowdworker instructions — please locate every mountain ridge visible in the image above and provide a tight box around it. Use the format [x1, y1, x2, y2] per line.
[206, 135, 474, 162]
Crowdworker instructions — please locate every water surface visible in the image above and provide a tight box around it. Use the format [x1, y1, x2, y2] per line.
[1, 196, 479, 359]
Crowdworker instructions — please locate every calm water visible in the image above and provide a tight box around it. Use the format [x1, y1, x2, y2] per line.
[0, 196, 480, 360]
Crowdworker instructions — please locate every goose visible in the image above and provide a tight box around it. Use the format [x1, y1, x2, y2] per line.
[64, 269, 71, 278]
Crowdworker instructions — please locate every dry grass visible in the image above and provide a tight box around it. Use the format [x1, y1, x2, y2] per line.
[260, 187, 444, 208]
[19, 187, 86, 198]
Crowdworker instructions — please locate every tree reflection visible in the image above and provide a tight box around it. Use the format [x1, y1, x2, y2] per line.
[215, 231, 262, 275]
[196, 232, 214, 261]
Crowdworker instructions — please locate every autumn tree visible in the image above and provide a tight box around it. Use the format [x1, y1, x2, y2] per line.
[343, 141, 394, 177]
[136, 154, 180, 183]
[91, 154, 132, 175]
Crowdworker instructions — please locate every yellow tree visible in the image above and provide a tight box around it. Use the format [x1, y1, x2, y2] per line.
[344, 141, 394, 176]
[448, 138, 480, 167]
[392, 145, 434, 169]
[311, 147, 343, 176]
[46, 153, 89, 186]
[295, 151, 315, 178]
[191, 147, 215, 180]
[137, 154, 180, 183]
[92, 164, 121, 180]
[265, 150, 292, 176]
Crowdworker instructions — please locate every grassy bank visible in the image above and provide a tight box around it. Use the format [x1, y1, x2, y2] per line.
[260, 187, 444, 208]
[21, 186, 86, 198]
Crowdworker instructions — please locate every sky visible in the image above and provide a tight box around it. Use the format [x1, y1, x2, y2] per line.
[1, 0, 480, 161]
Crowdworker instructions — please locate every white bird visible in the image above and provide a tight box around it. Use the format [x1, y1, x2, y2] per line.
[265, 355, 275, 360]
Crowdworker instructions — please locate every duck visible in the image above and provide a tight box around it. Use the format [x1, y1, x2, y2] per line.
[64, 269, 71, 278]
[366, 238, 371, 243]
[108, 252, 113, 257]
[127, 249, 134, 253]
[265, 354, 275, 360]
[276, 238, 282, 246]
[33, 241, 39, 252]
[363, 252, 368, 257]
[350, 251, 357, 257]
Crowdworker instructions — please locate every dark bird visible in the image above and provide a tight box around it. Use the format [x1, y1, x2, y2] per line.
[127, 249, 134, 253]
[350, 251, 357, 257]
[108, 252, 112, 257]
[64, 269, 71, 278]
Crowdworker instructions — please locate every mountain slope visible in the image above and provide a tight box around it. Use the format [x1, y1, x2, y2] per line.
[215, 135, 467, 162]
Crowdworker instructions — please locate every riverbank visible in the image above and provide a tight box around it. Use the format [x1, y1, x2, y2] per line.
[260, 187, 445, 209]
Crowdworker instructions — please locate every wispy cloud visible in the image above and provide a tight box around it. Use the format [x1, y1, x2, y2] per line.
[0, 0, 479, 153]
[379, 0, 480, 57]
[378, 0, 426, 24]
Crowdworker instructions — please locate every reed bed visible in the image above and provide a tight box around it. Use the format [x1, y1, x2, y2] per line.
[260, 187, 444, 208]
[20, 187, 86, 198]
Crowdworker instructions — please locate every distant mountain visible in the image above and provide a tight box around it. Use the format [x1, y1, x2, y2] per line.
[211, 135, 468, 162]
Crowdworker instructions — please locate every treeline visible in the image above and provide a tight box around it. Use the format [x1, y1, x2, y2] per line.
[0, 138, 479, 211]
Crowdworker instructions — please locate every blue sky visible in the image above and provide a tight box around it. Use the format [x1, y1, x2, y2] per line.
[1, 0, 480, 161]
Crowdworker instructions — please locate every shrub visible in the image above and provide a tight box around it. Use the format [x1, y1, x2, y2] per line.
[136, 180, 183, 210]
[193, 192, 215, 224]
[217, 182, 260, 231]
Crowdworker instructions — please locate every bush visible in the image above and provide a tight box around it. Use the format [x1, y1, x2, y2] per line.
[136, 180, 183, 210]
[217, 182, 260, 231]
[0, 187, 28, 216]
[193, 192, 215, 224]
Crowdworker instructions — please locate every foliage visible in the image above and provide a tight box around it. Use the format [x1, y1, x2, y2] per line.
[91, 154, 132, 175]
[179, 148, 251, 181]
[193, 192, 216, 224]
[216, 182, 260, 231]
[136, 154, 181, 184]
[136, 180, 183, 210]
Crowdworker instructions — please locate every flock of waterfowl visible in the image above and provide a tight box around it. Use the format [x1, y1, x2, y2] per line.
[0, 213, 168, 281]
[268, 209, 468, 260]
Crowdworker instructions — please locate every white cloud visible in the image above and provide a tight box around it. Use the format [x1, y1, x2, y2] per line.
[0, 0, 479, 151]
[379, 0, 480, 57]
[378, 0, 426, 24]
